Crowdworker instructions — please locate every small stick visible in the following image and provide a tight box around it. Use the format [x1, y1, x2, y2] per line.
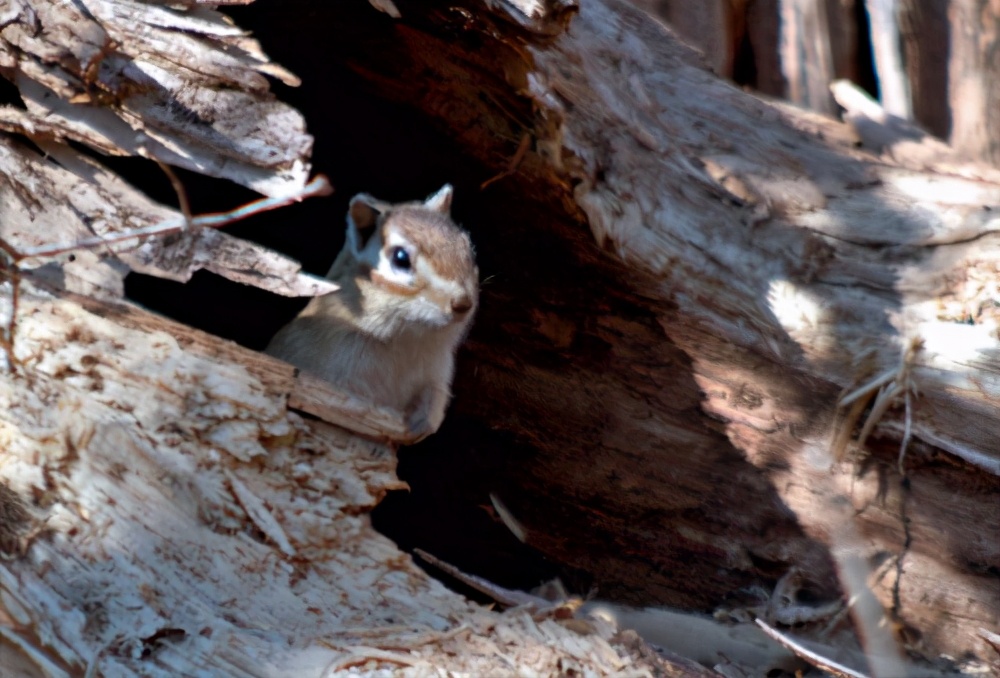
[979, 627, 1000, 656]
[755, 619, 869, 678]
[832, 394, 872, 462]
[839, 367, 897, 408]
[154, 159, 193, 230]
[0, 175, 333, 371]
[16, 175, 333, 261]
[855, 382, 903, 448]
[836, 337, 922, 465]
[413, 548, 547, 608]
[489, 492, 528, 543]
[481, 132, 532, 190]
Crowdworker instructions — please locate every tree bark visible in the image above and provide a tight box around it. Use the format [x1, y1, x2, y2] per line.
[637, 0, 999, 166]
[316, 0, 999, 667]
[1, 0, 998, 675]
[0, 2, 688, 676]
[947, 0, 1000, 165]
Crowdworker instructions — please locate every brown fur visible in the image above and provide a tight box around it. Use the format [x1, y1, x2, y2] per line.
[265, 185, 478, 443]
[390, 208, 476, 281]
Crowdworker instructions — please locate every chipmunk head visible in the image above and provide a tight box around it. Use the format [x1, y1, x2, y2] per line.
[347, 185, 478, 337]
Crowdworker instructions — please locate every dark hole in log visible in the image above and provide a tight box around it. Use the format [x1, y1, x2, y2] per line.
[122, 2, 577, 598]
[124, 1, 844, 615]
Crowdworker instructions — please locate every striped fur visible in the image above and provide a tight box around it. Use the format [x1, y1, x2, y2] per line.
[266, 185, 478, 442]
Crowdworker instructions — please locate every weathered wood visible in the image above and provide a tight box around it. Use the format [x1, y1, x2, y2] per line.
[865, 0, 912, 118]
[0, 126, 334, 299]
[305, 0, 999, 667]
[631, 0, 858, 113]
[0, 1, 712, 676]
[0, 278, 681, 677]
[947, 0, 1000, 165]
[636, 0, 999, 166]
[1, 0, 998, 675]
[0, 0, 309, 196]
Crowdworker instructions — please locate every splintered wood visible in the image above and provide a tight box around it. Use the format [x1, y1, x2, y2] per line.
[0, 0, 338, 308]
[0, 136, 338, 300]
[0, 282, 669, 677]
[1, 0, 998, 675]
[0, 0, 308, 196]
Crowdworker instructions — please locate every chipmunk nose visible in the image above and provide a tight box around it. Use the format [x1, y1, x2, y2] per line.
[451, 295, 474, 315]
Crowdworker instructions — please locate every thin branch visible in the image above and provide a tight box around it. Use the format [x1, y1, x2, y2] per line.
[14, 176, 333, 261]
[837, 337, 923, 461]
[1, 175, 333, 372]
[154, 159, 194, 230]
[839, 367, 898, 408]
[413, 548, 548, 609]
[754, 619, 869, 678]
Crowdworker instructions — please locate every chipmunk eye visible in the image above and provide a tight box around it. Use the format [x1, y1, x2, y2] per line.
[390, 246, 412, 271]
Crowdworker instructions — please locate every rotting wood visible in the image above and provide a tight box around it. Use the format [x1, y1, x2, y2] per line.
[0, 278, 680, 677]
[0, 0, 997, 674]
[0, 0, 309, 196]
[316, 0, 998, 667]
[36, 282, 411, 443]
[0, 135, 336, 300]
[0, 1, 710, 675]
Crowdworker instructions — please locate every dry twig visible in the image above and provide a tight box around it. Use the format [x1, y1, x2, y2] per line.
[0, 175, 333, 371]
[837, 337, 923, 473]
[754, 619, 868, 678]
[413, 548, 550, 609]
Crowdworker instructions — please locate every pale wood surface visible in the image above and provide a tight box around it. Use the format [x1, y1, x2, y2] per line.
[0, 279, 677, 677]
[323, 0, 998, 666]
[1, 0, 998, 675]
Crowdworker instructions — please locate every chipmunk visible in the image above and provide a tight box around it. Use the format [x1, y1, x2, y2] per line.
[266, 185, 478, 443]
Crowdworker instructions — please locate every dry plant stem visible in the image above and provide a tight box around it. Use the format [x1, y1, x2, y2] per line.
[837, 337, 922, 469]
[17, 175, 333, 260]
[480, 132, 532, 190]
[754, 620, 868, 678]
[856, 382, 904, 447]
[153, 159, 194, 229]
[413, 548, 549, 609]
[832, 395, 874, 462]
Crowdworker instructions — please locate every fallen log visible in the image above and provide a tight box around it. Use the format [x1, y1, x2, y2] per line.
[0, 0, 997, 675]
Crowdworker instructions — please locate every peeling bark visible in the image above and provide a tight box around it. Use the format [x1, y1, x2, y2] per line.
[313, 0, 998, 666]
[0, 0, 998, 675]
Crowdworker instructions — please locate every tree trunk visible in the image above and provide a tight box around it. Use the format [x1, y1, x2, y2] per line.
[638, 0, 999, 166]
[1, 0, 998, 676]
[314, 0, 999, 667]
[947, 0, 1000, 165]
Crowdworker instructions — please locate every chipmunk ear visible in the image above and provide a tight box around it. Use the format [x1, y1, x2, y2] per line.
[349, 193, 388, 230]
[347, 193, 390, 255]
[423, 184, 453, 214]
